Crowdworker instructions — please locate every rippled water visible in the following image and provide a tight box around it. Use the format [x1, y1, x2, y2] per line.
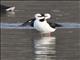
[1, 1, 80, 60]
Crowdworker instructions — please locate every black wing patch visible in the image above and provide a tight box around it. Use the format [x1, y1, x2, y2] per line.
[21, 18, 35, 27]
[0, 4, 13, 13]
[0, 4, 10, 9]
[47, 21, 62, 28]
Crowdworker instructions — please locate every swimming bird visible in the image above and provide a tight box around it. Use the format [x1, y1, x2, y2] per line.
[21, 13, 62, 35]
[0, 4, 15, 12]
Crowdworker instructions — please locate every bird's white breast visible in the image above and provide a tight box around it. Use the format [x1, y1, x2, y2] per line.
[34, 20, 56, 33]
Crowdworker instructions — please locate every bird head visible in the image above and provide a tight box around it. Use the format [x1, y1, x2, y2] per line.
[44, 13, 51, 20]
[35, 13, 44, 20]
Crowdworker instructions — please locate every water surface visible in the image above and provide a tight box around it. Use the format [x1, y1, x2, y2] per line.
[1, 1, 80, 60]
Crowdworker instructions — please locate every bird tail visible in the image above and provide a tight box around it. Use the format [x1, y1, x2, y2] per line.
[6, 6, 15, 11]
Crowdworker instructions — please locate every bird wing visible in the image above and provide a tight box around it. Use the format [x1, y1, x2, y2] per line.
[21, 18, 35, 27]
[0, 4, 9, 9]
[47, 21, 62, 28]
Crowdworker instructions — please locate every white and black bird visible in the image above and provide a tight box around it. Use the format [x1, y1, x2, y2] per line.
[21, 13, 62, 34]
[0, 4, 15, 12]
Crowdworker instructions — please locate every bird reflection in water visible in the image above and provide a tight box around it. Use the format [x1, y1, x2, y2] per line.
[33, 36, 56, 60]
[7, 11, 15, 17]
